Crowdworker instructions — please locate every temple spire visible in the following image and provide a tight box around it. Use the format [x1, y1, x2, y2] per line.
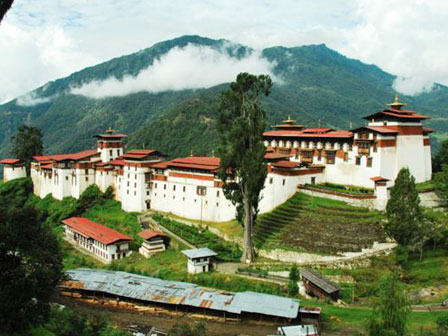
[388, 94, 406, 110]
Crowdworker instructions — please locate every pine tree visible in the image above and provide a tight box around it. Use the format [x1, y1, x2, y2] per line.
[10, 125, 44, 175]
[367, 274, 410, 336]
[386, 168, 423, 247]
[217, 72, 272, 263]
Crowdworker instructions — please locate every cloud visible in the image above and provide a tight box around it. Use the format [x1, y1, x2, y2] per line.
[70, 44, 278, 99]
[15, 91, 55, 107]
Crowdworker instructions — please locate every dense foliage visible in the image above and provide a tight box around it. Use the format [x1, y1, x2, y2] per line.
[168, 320, 206, 336]
[10, 125, 43, 175]
[0, 180, 63, 334]
[366, 274, 410, 336]
[218, 72, 272, 263]
[152, 214, 242, 262]
[386, 168, 423, 247]
[0, 35, 446, 162]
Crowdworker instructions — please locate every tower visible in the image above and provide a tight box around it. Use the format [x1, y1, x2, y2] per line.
[94, 129, 127, 163]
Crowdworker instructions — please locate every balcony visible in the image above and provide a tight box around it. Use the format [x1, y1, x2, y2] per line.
[358, 147, 370, 155]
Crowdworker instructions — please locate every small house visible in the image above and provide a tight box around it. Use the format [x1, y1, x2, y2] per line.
[181, 247, 217, 274]
[276, 324, 319, 336]
[138, 229, 170, 257]
[300, 268, 340, 301]
[63, 217, 133, 263]
[0, 159, 26, 182]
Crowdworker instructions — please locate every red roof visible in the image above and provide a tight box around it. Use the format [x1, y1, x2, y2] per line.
[94, 133, 127, 139]
[138, 229, 169, 240]
[122, 149, 163, 160]
[423, 127, 434, 134]
[109, 159, 125, 166]
[150, 161, 170, 169]
[272, 160, 300, 168]
[364, 109, 430, 121]
[40, 163, 54, 169]
[354, 126, 398, 134]
[370, 176, 390, 182]
[263, 129, 353, 139]
[264, 152, 293, 160]
[62, 217, 132, 245]
[0, 159, 22, 164]
[168, 157, 221, 171]
[34, 149, 99, 163]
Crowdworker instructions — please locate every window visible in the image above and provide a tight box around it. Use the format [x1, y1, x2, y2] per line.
[134, 191, 136, 196]
[344, 152, 348, 162]
[326, 151, 336, 164]
[85, 169, 88, 174]
[155, 183, 157, 189]
[147, 191, 150, 196]
[109, 150, 113, 156]
[127, 190, 129, 195]
[358, 141, 370, 155]
[127, 181, 129, 187]
[66, 176, 69, 181]
[216, 203, 219, 207]
[173, 185, 176, 191]
[117, 149, 120, 155]
[367, 157, 373, 167]
[356, 157, 361, 165]
[197, 186, 207, 196]
[134, 183, 136, 188]
[317, 149, 322, 161]
[269, 177, 273, 184]
[183, 186, 186, 192]
[85, 177, 89, 182]
[282, 179, 285, 186]
[127, 173, 130, 178]
[164, 184, 166, 190]
[216, 191, 220, 197]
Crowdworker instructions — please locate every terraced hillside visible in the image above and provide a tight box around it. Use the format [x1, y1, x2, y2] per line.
[254, 193, 386, 255]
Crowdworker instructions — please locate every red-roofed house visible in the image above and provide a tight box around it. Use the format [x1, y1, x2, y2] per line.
[0, 158, 26, 181]
[63, 217, 132, 263]
[138, 230, 170, 257]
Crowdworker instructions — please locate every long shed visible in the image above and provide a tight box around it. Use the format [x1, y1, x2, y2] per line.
[300, 268, 340, 301]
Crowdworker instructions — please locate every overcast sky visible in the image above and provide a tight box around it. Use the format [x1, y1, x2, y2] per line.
[1, 0, 447, 103]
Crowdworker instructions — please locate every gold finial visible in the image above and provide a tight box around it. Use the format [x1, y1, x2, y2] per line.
[388, 94, 406, 110]
[282, 115, 295, 124]
[211, 149, 215, 157]
[106, 127, 118, 134]
[190, 150, 193, 157]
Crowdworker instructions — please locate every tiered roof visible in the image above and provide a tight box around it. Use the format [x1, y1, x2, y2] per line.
[0, 159, 23, 165]
[121, 149, 164, 160]
[33, 149, 99, 163]
[63, 217, 132, 245]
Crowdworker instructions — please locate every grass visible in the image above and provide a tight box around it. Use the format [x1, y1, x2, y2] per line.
[305, 182, 374, 196]
[416, 180, 437, 192]
[159, 212, 243, 238]
[254, 192, 385, 254]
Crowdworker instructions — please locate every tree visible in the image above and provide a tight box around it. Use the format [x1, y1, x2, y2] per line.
[10, 125, 44, 175]
[217, 72, 272, 263]
[288, 264, 299, 296]
[386, 168, 423, 247]
[168, 320, 206, 336]
[434, 164, 448, 205]
[433, 138, 448, 173]
[0, 0, 14, 23]
[0, 204, 63, 333]
[366, 274, 410, 336]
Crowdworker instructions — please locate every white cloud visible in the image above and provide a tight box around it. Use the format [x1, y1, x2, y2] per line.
[16, 91, 55, 107]
[1, 0, 448, 101]
[70, 44, 278, 99]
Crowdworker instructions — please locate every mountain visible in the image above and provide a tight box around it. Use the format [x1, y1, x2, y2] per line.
[1, 35, 447, 160]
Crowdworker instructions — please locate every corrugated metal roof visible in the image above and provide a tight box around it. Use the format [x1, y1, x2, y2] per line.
[300, 268, 340, 294]
[181, 248, 218, 259]
[278, 325, 319, 336]
[62, 268, 300, 319]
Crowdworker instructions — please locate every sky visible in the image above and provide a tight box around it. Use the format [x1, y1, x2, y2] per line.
[1, 0, 447, 103]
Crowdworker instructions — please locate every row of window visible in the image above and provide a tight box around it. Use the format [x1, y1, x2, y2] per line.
[355, 156, 373, 167]
[152, 192, 224, 207]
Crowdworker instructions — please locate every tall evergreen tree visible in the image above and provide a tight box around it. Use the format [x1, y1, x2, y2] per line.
[0, 204, 63, 333]
[367, 274, 410, 336]
[217, 72, 272, 263]
[433, 138, 448, 173]
[385, 168, 423, 246]
[10, 125, 44, 176]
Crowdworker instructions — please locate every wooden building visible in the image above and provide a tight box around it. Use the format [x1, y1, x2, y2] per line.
[138, 229, 170, 257]
[300, 268, 340, 301]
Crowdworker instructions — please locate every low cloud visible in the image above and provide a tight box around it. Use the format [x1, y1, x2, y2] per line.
[16, 91, 54, 106]
[393, 76, 435, 96]
[70, 44, 278, 99]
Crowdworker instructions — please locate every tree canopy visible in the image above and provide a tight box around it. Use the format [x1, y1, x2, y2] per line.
[366, 274, 410, 336]
[385, 168, 423, 246]
[0, 204, 63, 333]
[10, 125, 44, 175]
[217, 72, 272, 263]
[433, 138, 448, 173]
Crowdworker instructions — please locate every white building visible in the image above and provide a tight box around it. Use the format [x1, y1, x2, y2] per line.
[0, 159, 26, 181]
[138, 229, 170, 257]
[181, 248, 217, 274]
[3, 96, 434, 218]
[63, 216, 133, 263]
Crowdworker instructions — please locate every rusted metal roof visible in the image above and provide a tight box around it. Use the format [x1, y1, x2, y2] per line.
[62, 268, 300, 319]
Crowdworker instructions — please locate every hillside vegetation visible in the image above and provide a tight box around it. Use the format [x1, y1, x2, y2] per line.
[254, 193, 386, 254]
[1, 35, 447, 160]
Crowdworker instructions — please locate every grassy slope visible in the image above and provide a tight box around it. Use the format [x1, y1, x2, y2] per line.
[254, 192, 386, 254]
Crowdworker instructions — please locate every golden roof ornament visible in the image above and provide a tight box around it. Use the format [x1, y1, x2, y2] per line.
[106, 127, 118, 134]
[387, 94, 406, 110]
[190, 150, 193, 157]
[282, 115, 295, 124]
